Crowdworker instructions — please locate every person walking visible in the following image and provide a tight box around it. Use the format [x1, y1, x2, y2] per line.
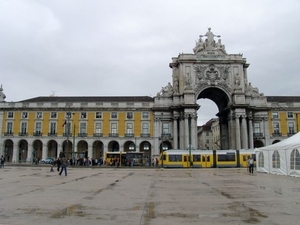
[59, 157, 68, 176]
[248, 157, 254, 174]
[0, 155, 5, 168]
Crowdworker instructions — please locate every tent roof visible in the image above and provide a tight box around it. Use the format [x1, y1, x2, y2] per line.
[255, 132, 300, 151]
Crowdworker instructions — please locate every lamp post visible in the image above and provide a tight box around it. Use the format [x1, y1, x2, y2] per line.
[65, 112, 72, 157]
[72, 123, 76, 166]
[188, 114, 192, 168]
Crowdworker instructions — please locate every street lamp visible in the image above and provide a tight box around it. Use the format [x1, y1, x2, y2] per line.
[65, 112, 72, 157]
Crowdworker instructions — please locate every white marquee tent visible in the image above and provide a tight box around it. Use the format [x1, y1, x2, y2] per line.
[255, 132, 300, 177]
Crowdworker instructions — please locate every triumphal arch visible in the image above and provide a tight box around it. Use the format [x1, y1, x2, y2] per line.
[153, 28, 270, 151]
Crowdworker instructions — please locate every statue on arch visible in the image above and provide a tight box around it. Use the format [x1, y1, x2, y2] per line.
[203, 28, 220, 48]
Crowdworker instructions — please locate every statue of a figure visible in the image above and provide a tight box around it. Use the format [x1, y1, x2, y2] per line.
[193, 36, 205, 53]
[173, 78, 179, 93]
[216, 39, 226, 53]
[203, 28, 220, 47]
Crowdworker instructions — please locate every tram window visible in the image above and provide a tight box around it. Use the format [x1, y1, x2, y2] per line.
[207, 156, 210, 161]
[169, 155, 182, 162]
[218, 154, 235, 161]
[193, 155, 201, 162]
[184, 156, 187, 162]
[243, 155, 247, 161]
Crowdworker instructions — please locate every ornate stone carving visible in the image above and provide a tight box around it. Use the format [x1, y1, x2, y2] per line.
[194, 64, 231, 94]
[184, 73, 193, 90]
[245, 82, 264, 98]
[156, 82, 173, 98]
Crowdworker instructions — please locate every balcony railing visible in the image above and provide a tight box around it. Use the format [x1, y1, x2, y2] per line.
[63, 133, 73, 137]
[33, 131, 42, 136]
[19, 132, 28, 136]
[253, 133, 263, 139]
[161, 133, 171, 139]
[93, 133, 103, 137]
[78, 133, 87, 137]
[109, 133, 119, 137]
[125, 133, 134, 137]
[4, 132, 13, 136]
[141, 133, 150, 138]
[272, 132, 282, 137]
[48, 132, 57, 136]
[288, 132, 295, 137]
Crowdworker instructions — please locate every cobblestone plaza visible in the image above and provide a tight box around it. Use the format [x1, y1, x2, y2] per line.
[0, 165, 299, 224]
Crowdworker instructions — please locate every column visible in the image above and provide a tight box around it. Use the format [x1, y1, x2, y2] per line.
[12, 140, 18, 163]
[88, 144, 93, 160]
[42, 144, 48, 160]
[184, 113, 189, 149]
[235, 114, 241, 150]
[191, 113, 197, 150]
[27, 144, 33, 163]
[241, 115, 248, 149]
[248, 115, 254, 149]
[173, 117, 178, 149]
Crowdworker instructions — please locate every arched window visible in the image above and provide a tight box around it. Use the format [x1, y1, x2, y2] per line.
[258, 152, 264, 167]
[272, 151, 280, 169]
[290, 149, 300, 170]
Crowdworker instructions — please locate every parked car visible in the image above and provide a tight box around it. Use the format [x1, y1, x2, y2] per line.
[42, 157, 54, 164]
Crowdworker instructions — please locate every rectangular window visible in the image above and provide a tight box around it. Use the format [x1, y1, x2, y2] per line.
[127, 112, 133, 119]
[288, 122, 295, 133]
[142, 123, 149, 134]
[206, 139, 209, 144]
[111, 123, 117, 134]
[169, 155, 182, 162]
[273, 122, 280, 134]
[51, 112, 57, 119]
[22, 112, 28, 119]
[36, 112, 42, 119]
[162, 123, 169, 134]
[81, 112, 87, 119]
[142, 112, 149, 119]
[287, 112, 294, 118]
[21, 122, 27, 133]
[8, 112, 14, 118]
[272, 112, 279, 119]
[50, 122, 56, 134]
[7, 122, 13, 134]
[65, 112, 72, 119]
[206, 132, 209, 136]
[64, 122, 71, 135]
[95, 123, 102, 134]
[193, 155, 201, 162]
[95, 112, 102, 119]
[36, 122, 42, 132]
[254, 122, 260, 133]
[111, 112, 117, 119]
[80, 123, 86, 133]
[126, 123, 133, 134]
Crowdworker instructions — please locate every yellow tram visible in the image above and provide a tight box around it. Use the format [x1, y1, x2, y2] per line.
[159, 149, 255, 168]
[104, 151, 147, 166]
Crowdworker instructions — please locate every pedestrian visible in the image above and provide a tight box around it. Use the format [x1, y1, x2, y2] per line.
[56, 157, 61, 171]
[59, 157, 68, 176]
[0, 155, 5, 168]
[248, 157, 254, 174]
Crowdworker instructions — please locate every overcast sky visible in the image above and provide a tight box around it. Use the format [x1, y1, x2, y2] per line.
[1, 0, 300, 125]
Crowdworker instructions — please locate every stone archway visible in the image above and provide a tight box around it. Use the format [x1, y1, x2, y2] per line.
[18, 139, 28, 162]
[3, 139, 13, 162]
[92, 141, 104, 159]
[154, 28, 269, 152]
[107, 141, 120, 152]
[33, 140, 43, 160]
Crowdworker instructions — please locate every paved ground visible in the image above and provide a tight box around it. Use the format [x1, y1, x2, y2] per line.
[0, 165, 299, 225]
